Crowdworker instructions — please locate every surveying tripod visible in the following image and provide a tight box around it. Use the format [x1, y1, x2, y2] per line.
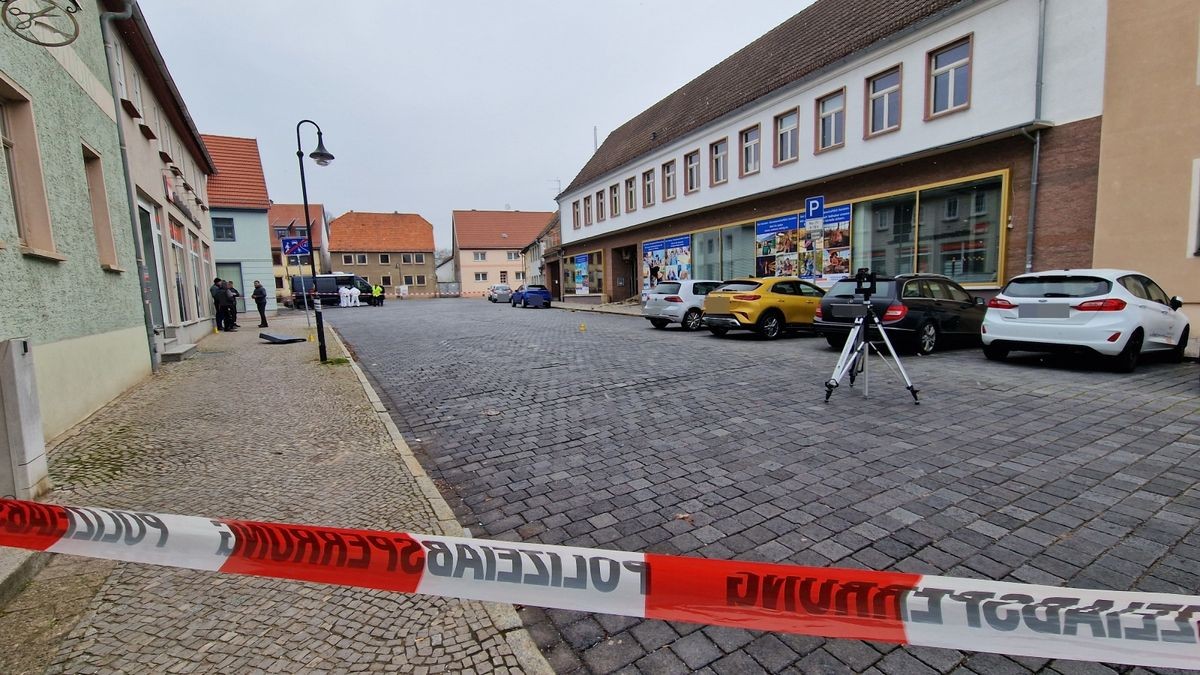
[823, 269, 920, 404]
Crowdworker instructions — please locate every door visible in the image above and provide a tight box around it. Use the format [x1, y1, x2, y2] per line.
[215, 262, 245, 313]
[796, 281, 824, 325]
[941, 281, 983, 335]
[768, 281, 807, 324]
[1136, 275, 1177, 349]
[137, 202, 168, 327]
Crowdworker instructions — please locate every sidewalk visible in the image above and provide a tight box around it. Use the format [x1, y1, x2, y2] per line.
[552, 300, 642, 316]
[0, 312, 549, 674]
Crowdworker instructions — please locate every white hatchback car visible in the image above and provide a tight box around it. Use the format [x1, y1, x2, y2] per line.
[981, 269, 1190, 372]
[643, 280, 722, 331]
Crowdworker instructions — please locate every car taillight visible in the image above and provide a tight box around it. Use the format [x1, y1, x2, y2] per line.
[732, 294, 761, 301]
[882, 303, 907, 321]
[815, 306, 823, 319]
[987, 297, 1017, 310]
[1073, 298, 1127, 312]
[664, 295, 684, 303]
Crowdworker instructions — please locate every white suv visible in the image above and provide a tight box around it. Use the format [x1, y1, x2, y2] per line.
[642, 280, 722, 331]
[981, 269, 1190, 372]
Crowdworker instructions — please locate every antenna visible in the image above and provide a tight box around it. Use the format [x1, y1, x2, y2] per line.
[593, 126, 598, 151]
[548, 178, 562, 195]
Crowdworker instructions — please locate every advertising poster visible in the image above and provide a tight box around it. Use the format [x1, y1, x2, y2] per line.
[641, 239, 666, 292]
[662, 235, 692, 282]
[574, 254, 589, 294]
[820, 204, 852, 284]
[754, 214, 800, 278]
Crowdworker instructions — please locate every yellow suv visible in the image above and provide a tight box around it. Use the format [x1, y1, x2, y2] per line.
[701, 277, 826, 339]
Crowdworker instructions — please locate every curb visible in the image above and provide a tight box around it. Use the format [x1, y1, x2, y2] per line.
[0, 548, 50, 609]
[326, 328, 553, 675]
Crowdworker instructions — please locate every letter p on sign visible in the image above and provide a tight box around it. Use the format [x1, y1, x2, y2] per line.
[805, 196, 825, 220]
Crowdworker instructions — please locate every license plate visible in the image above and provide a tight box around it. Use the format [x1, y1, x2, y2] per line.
[1018, 303, 1070, 319]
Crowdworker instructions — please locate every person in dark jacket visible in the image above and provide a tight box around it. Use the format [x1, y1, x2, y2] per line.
[220, 280, 241, 331]
[210, 278, 223, 331]
[252, 280, 269, 328]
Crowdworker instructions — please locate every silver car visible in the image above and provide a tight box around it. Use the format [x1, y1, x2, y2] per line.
[643, 280, 722, 330]
[488, 284, 512, 303]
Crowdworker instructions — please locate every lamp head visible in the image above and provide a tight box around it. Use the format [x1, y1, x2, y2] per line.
[309, 132, 334, 166]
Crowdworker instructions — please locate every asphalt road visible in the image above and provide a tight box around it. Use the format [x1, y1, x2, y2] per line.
[330, 299, 1200, 674]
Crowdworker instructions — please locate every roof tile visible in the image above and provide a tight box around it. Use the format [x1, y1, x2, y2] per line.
[202, 134, 271, 209]
[452, 210, 555, 250]
[268, 203, 325, 247]
[328, 212, 435, 252]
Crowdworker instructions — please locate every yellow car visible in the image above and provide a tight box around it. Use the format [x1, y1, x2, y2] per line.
[701, 277, 826, 339]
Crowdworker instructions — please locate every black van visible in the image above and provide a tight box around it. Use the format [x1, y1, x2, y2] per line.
[291, 274, 375, 308]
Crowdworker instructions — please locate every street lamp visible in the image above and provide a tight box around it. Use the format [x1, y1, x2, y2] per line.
[296, 119, 334, 361]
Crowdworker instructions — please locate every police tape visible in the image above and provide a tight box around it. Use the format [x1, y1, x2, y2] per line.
[0, 498, 1196, 668]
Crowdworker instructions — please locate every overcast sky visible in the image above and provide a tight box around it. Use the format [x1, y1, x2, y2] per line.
[138, 0, 814, 249]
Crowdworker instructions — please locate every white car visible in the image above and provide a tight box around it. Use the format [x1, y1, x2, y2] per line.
[642, 280, 722, 331]
[981, 269, 1190, 372]
[487, 284, 512, 303]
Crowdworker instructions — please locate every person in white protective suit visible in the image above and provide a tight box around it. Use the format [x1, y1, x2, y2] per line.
[349, 285, 361, 307]
[338, 285, 350, 307]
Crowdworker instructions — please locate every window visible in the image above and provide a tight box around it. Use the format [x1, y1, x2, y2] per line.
[507, 251, 520, 260]
[1, 89, 53, 254]
[596, 190, 605, 221]
[500, 271, 508, 283]
[271, 252, 281, 265]
[775, 109, 799, 164]
[213, 217, 235, 241]
[404, 275, 414, 285]
[710, 139, 728, 185]
[583, 195, 592, 225]
[342, 253, 354, 265]
[274, 276, 284, 289]
[515, 271, 525, 281]
[662, 161, 676, 201]
[928, 36, 971, 117]
[572, 200, 581, 229]
[82, 145, 118, 269]
[610, 184, 620, 217]
[740, 125, 761, 176]
[474, 272, 487, 282]
[643, 169, 656, 207]
[401, 253, 412, 264]
[356, 254, 367, 265]
[867, 66, 901, 136]
[473, 251, 486, 261]
[273, 227, 287, 240]
[380, 254, 391, 264]
[415, 253, 425, 264]
[684, 151, 700, 194]
[972, 191, 987, 215]
[944, 197, 959, 221]
[382, 275, 392, 286]
[625, 178, 637, 212]
[562, 250, 603, 295]
[817, 89, 846, 152]
[416, 275, 426, 285]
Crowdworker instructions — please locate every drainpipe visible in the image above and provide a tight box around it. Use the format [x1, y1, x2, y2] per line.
[101, 1, 159, 373]
[1022, 0, 1047, 273]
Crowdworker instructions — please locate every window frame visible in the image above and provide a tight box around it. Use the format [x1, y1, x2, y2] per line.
[499, 270, 508, 283]
[82, 143, 119, 270]
[572, 200, 581, 229]
[683, 150, 701, 194]
[596, 190, 606, 222]
[474, 272, 487, 282]
[380, 253, 391, 264]
[473, 251, 487, 261]
[774, 108, 800, 166]
[213, 217, 236, 242]
[625, 178, 637, 213]
[414, 253, 425, 264]
[355, 253, 367, 265]
[926, 35, 973, 119]
[342, 253, 354, 265]
[865, 65, 903, 138]
[610, 184, 620, 217]
[709, 137, 729, 186]
[0, 81, 55, 257]
[739, 124, 761, 177]
[583, 195, 592, 225]
[416, 274, 426, 285]
[381, 275, 392, 286]
[507, 250, 520, 261]
[815, 87, 847, 153]
[401, 253, 412, 264]
[643, 169, 656, 207]
[662, 160, 676, 201]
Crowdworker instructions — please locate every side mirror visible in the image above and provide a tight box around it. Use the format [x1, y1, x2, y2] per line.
[1170, 296, 1184, 310]
[974, 296, 985, 306]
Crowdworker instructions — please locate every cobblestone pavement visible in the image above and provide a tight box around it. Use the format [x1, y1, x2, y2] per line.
[0, 312, 535, 674]
[330, 299, 1200, 675]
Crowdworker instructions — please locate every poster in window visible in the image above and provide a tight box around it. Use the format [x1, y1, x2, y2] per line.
[754, 214, 799, 278]
[820, 204, 852, 284]
[574, 254, 589, 294]
[662, 235, 691, 282]
[641, 239, 666, 292]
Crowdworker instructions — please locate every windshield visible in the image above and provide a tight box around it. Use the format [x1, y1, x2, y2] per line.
[650, 283, 681, 295]
[1004, 276, 1111, 298]
[826, 280, 895, 298]
[713, 281, 761, 292]
[528, 285, 547, 290]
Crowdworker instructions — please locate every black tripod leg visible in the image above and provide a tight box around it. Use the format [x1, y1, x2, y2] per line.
[908, 385, 920, 404]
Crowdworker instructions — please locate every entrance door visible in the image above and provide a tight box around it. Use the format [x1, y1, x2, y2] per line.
[610, 245, 638, 302]
[215, 262, 245, 313]
[137, 202, 168, 328]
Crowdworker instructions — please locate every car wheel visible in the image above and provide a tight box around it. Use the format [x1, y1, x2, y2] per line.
[757, 311, 783, 340]
[915, 322, 939, 355]
[545, 301, 551, 308]
[982, 343, 1009, 361]
[650, 318, 670, 329]
[522, 298, 529, 308]
[682, 309, 703, 331]
[825, 335, 847, 350]
[1110, 329, 1143, 373]
[708, 327, 728, 337]
[1168, 325, 1189, 364]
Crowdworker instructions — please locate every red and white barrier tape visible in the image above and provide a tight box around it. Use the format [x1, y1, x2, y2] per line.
[0, 499, 1195, 668]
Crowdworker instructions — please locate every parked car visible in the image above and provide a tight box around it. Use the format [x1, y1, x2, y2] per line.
[291, 273, 375, 308]
[814, 274, 986, 354]
[511, 284, 552, 308]
[981, 269, 1191, 372]
[643, 280, 722, 330]
[701, 277, 825, 339]
[489, 284, 513, 303]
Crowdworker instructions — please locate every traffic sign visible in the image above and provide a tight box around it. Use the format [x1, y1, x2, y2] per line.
[804, 196, 825, 220]
[281, 237, 310, 256]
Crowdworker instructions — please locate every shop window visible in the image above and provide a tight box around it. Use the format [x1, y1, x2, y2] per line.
[693, 229, 720, 280]
[867, 66, 902, 136]
[625, 178, 637, 212]
[916, 176, 1002, 283]
[852, 193, 916, 278]
[720, 223, 756, 279]
[928, 36, 971, 118]
[564, 251, 603, 295]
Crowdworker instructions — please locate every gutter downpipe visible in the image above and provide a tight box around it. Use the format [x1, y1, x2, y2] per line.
[101, 1, 159, 373]
[1022, 0, 1047, 273]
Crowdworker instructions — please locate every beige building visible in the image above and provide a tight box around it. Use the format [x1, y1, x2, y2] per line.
[452, 210, 555, 296]
[268, 202, 328, 303]
[328, 211, 436, 297]
[1093, 0, 1200, 356]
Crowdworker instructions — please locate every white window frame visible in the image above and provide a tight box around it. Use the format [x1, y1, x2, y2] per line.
[643, 169, 656, 207]
[401, 253, 413, 264]
[971, 191, 987, 216]
[381, 275, 392, 286]
[684, 151, 701, 194]
[355, 254, 367, 265]
[709, 139, 728, 186]
[625, 178, 637, 212]
[928, 36, 972, 118]
[474, 272, 488, 282]
[817, 89, 846, 152]
[380, 253, 391, 264]
[610, 184, 620, 217]
[596, 190, 605, 221]
[572, 200, 581, 229]
[416, 274, 427, 285]
[404, 275, 414, 285]
[775, 109, 799, 164]
[342, 253, 354, 265]
[415, 253, 425, 264]
[473, 251, 487, 261]
[740, 125, 761, 176]
[662, 161, 676, 201]
[943, 197, 959, 221]
[583, 195, 592, 225]
[515, 271, 525, 281]
[867, 66, 902, 136]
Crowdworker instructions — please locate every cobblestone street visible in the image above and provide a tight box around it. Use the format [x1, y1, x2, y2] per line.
[331, 299, 1200, 674]
[0, 312, 538, 674]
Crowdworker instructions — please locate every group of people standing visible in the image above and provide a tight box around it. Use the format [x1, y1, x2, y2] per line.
[210, 277, 270, 332]
[338, 284, 386, 307]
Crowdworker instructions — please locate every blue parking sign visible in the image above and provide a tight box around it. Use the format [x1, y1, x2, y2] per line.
[281, 237, 310, 256]
[804, 196, 824, 220]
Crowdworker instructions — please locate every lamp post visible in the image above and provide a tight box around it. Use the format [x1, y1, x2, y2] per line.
[296, 119, 334, 362]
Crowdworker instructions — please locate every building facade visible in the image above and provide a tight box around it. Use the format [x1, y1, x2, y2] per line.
[1093, 0, 1200, 356]
[451, 210, 555, 296]
[268, 202, 326, 303]
[202, 134, 274, 313]
[557, 0, 1105, 306]
[521, 211, 561, 289]
[327, 211, 436, 296]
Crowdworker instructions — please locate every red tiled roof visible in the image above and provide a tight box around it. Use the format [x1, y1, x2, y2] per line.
[563, 0, 969, 195]
[328, 212, 435, 252]
[452, 210, 555, 250]
[268, 203, 325, 247]
[201, 134, 270, 209]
